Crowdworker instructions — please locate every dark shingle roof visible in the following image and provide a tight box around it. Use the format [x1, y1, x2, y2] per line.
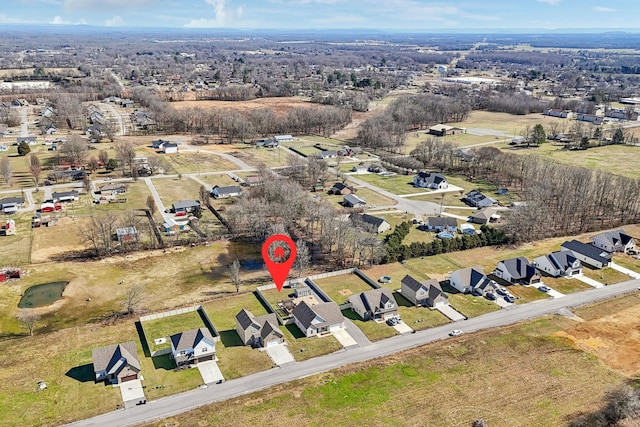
[293, 301, 343, 330]
[170, 328, 214, 352]
[92, 341, 140, 374]
[561, 240, 612, 264]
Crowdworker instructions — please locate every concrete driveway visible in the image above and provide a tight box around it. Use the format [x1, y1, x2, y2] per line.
[332, 328, 358, 347]
[393, 321, 413, 335]
[610, 262, 640, 279]
[493, 297, 514, 308]
[197, 361, 224, 385]
[533, 284, 565, 299]
[436, 305, 466, 321]
[574, 273, 605, 288]
[265, 344, 295, 366]
[118, 379, 145, 409]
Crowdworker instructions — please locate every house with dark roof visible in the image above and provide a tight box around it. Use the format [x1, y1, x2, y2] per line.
[413, 172, 448, 189]
[16, 136, 37, 145]
[211, 185, 241, 199]
[591, 229, 636, 254]
[162, 142, 178, 154]
[171, 200, 200, 213]
[329, 182, 352, 195]
[319, 150, 338, 159]
[533, 251, 582, 277]
[464, 190, 497, 208]
[349, 213, 391, 233]
[493, 257, 541, 285]
[428, 124, 466, 137]
[52, 190, 79, 203]
[448, 266, 498, 295]
[292, 301, 345, 337]
[235, 309, 284, 348]
[170, 328, 216, 367]
[425, 217, 458, 233]
[400, 275, 448, 308]
[92, 341, 141, 384]
[343, 194, 366, 208]
[348, 288, 398, 321]
[0, 197, 25, 210]
[561, 240, 612, 269]
[151, 139, 169, 149]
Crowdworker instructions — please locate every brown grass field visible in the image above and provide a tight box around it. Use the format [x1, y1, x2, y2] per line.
[170, 97, 313, 115]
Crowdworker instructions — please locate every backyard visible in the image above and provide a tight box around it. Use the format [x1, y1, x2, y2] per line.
[141, 310, 207, 353]
[314, 273, 376, 305]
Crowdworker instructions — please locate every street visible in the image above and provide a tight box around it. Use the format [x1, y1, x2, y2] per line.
[65, 277, 640, 427]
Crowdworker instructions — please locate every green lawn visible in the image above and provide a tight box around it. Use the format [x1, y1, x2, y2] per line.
[363, 262, 432, 285]
[582, 266, 632, 285]
[349, 172, 422, 196]
[507, 284, 551, 303]
[0, 211, 33, 265]
[148, 151, 237, 175]
[442, 284, 502, 318]
[142, 310, 206, 353]
[152, 176, 203, 208]
[542, 277, 591, 294]
[611, 256, 640, 273]
[225, 145, 288, 168]
[346, 187, 397, 207]
[281, 323, 343, 361]
[314, 273, 375, 304]
[342, 309, 398, 341]
[394, 292, 451, 330]
[91, 180, 152, 213]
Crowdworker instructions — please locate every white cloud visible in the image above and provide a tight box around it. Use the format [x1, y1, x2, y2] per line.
[185, 0, 244, 27]
[594, 6, 616, 12]
[538, 0, 560, 4]
[105, 15, 125, 26]
[50, 15, 70, 24]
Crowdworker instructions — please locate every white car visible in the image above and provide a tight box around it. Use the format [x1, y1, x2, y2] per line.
[449, 329, 463, 337]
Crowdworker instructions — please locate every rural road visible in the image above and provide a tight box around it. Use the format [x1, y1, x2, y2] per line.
[65, 278, 640, 427]
[20, 107, 28, 137]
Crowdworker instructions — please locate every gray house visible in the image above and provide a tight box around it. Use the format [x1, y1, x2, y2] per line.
[533, 251, 582, 277]
[493, 257, 542, 285]
[350, 213, 391, 234]
[464, 190, 497, 208]
[591, 230, 636, 254]
[343, 194, 366, 208]
[449, 266, 498, 295]
[469, 207, 500, 225]
[293, 301, 344, 337]
[211, 185, 241, 199]
[425, 217, 458, 233]
[561, 240, 612, 269]
[170, 328, 216, 367]
[348, 288, 398, 321]
[235, 309, 284, 348]
[171, 200, 200, 213]
[400, 275, 448, 307]
[52, 190, 79, 203]
[92, 341, 141, 384]
[413, 172, 448, 189]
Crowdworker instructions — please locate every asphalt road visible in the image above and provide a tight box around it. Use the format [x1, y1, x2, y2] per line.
[65, 278, 640, 427]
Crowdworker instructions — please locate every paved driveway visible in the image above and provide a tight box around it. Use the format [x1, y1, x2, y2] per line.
[197, 361, 224, 385]
[265, 344, 295, 366]
[393, 321, 413, 334]
[436, 305, 466, 321]
[118, 379, 145, 409]
[574, 273, 605, 288]
[493, 297, 514, 308]
[332, 328, 358, 347]
[533, 284, 565, 299]
[610, 262, 640, 279]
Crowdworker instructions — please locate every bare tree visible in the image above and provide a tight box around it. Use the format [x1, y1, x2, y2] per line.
[78, 212, 119, 256]
[199, 185, 210, 207]
[1, 157, 12, 185]
[98, 150, 109, 167]
[229, 258, 241, 292]
[115, 141, 136, 176]
[123, 285, 145, 315]
[28, 154, 42, 189]
[146, 195, 156, 214]
[16, 309, 40, 336]
[60, 135, 89, 166]
[87, 157, 100, 174]
[293, 239, 311, 277]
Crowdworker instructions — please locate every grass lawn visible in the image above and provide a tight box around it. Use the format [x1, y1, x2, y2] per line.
[292, 146, 323, 157]
[0, 211, 33, 265]
[573, 292, 640, 321]
[143, 315, 624, 427]
[202, 292, 274, 379]
[347, 187, 397, 207]
[314, 273, 375, 304]
[152, 176, 203, 208]
[582, 266, 631, 284]
[349, 173, 422, 196]
[91, 180, 152, 212]
[142, 310, 206, 353]
[226, 145, 288, 168]
[150, 151, 237, 175]
[612, 255, 640, 273]
[394, 291, 450, 330]
[378, 213, 433, 245]
[442, 284, 501, 318]
[191, 173, 237, 188]
[281, 323, 343, 361]
[363, 262, 432, 285]
[507, 284, 551, 303]
[540, 277, 592, 295]
[342, 309, 397, 341]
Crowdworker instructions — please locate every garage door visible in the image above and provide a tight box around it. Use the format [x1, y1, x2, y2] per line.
[198, 355, 214, 362]
[265, 339, 280, 348]
[121, 374, 138, 383]
[329, 323, 343, 331]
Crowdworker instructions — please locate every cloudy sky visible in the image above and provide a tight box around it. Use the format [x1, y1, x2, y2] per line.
[1, 0, 638, 30]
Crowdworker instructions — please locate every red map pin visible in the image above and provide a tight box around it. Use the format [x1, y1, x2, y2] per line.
[262, 234, 297, 291]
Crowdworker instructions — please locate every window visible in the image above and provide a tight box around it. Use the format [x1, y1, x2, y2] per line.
[202, 347, 208, 352]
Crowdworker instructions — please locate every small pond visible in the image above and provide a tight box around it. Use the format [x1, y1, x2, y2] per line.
[18, 281, 69, 308]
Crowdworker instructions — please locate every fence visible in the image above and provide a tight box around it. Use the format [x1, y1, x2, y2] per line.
[254, 288, 295, 325]
[304, 278, 331, 303]
[353, 268, 380, 289]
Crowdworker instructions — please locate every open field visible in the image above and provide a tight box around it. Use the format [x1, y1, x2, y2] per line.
[146, 151, 237, 175]
[144, 313, 627, 427]
[225, 145, 288, 168]
[501, 143, 640, 178]
[142, 311, 206, 352]
[152, 176, 202, 208]
[450, 110, 572, 135]
[347, 187, 396, 207]
[169, 97, 312, 114]
[314, 273, 375, 305]
[0, 211, 33, 265]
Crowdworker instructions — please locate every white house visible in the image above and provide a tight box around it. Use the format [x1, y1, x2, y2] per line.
[348, 288, 398, 321]
[162, 142, 178, 154]
[533, 251, 582, 278]
[293, 301, 344, 337]
[274, 135, 294, 142]
[493, 257, 542, 285]
[591, 229, 636, 254]
[170, 328, 216, 367]
[413, 172, 448, 189]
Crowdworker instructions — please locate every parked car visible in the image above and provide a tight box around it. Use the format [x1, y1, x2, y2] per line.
[504, 295, 516, 303]
[471, 288, 483, 296]
[496, 287, 509, 296]
[485, 292, 497, 301]
[538, 286, 551, 293]
[386, 317, 399, 326]
[449, 329, 463, 337]
[378, 276, 392, 284]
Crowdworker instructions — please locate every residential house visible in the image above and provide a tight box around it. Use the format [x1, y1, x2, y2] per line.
[425, 217, 458, 233]
[292, 301, 345, 337]
[172, 200, 200, 214]
[84, 125, 102, 141]
[329, 182, 353, 195]
[92, 341, 141, 384]
[349, 213, 391, 233]
[533, 251, 582, 277]
[319, 150, 338, 159]
[151, 139, 169, 149]
[367, 163, 386, 174]
[576, 113, 603, 125]
[400, 275, 448, 308]
[464, 190, 497, 208]
[561, 240, 612, 269]
[0, 197, 25, 210]
[16, 136, 37, 145]
[459, 223, 476, 235]
[244, 175, 264, 186]
[343, 194, 366, 208]
[413, 172, 448, 189]
[428, 124, 466, 136]
[348, 288, 398, 321]
[163, 217, 188, 233]
[235, 309, 284, 348]
[41, 125, 56, 135]
[211, 185, 241, 199]
[120, 99, 135, 108]
[543, 109, 575, 119]
[469, 207, 500, 225]
[115, 227, 138, 244]
[97, 183, 127, 195]
[52, 190, 79, 203]
[0, 124, 8, 138]
[273, 135, 294, 143]
[170, 328, 216, 367]
[448, 266, 498, 295]
[162, 142, 178, 154]
[493, 257, 542, 285]
[591, 229, 636, 254]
